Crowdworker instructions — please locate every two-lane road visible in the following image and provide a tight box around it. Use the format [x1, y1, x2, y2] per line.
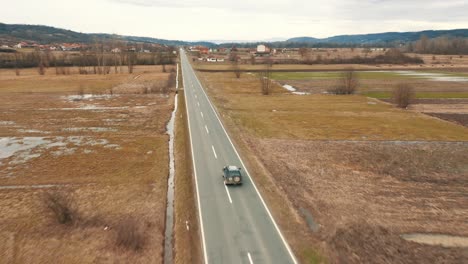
[180, 50, 297, 264]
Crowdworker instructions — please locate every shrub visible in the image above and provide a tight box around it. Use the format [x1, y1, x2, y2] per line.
[115, 218, 145, 251]
[44, 192, 77, 225]
[329, 68, 358, 95]
[393, 83, 414, 108]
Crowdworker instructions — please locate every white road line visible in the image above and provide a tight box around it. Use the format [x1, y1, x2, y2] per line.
[248, 252, 254, 264]
[224, 185, 233, 204]
[197, 101, 200, 107]
[195, 94, 197, 99]
[205, 125, 209, 134]
[201, 111, 204, 119]
[211, 145, 217, 159]
[181, 53, 209, 264]
[187, 54, 298, 264]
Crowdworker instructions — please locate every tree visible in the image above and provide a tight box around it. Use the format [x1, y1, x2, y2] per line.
[393, 83, 414, 108]
[231, 55, 241, 78]
[330, 68, 358, 94]
[14, 52, 21, 76]
[259, 64, 272, 95]
[299, 47, 308, 58]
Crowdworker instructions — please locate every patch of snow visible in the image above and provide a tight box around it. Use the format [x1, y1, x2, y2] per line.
[63, 94, 117, 102]
[283, 84, 310, 95]
[17, 129, 51, 134]
[282, 84, 297, 92]
[62, 127, 117, 132]
[0, 121, 15, 126]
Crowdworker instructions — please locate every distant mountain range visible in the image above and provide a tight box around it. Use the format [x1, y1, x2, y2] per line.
[286, 29, 468, 44]
[0, 23, 214, 47]
[1, 23, 467, 48]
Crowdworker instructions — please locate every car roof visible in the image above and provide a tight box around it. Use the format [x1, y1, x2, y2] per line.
[227, 165, 239, 171]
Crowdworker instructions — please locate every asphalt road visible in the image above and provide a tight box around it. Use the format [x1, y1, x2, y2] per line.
[180, 50, 297, 264]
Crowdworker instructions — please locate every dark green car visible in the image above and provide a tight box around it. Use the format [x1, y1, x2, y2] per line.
[222, 165, 243, 185]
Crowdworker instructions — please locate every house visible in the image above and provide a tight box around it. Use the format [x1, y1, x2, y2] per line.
[111, 48, 121, 53]
[255, 44, 271, 56]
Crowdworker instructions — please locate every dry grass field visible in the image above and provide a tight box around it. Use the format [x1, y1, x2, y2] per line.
[0, 65, 175, 263]
[197, 70, 468, 263]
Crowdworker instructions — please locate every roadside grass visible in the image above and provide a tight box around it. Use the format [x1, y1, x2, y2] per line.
[303, 248, 327, 264]
[173, 92, 202, 264]
[200, 72, 468, 141]
[363, 91, 468, 99]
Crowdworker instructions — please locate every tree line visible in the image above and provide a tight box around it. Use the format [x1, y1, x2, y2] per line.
[405, 35, 468, 54]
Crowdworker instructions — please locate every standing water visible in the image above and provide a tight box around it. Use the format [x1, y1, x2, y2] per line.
[164, 63, 178, 264]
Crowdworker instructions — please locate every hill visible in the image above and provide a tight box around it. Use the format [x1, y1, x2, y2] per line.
[287, 29, 468, 44]
[0, 23, 215, 47]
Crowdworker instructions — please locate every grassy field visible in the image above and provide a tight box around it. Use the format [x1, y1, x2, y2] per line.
[197, 70, 468, 263]
[0, 65, 175, 263]
[200, 73, 468, 141]
[363, 91, 468, 99]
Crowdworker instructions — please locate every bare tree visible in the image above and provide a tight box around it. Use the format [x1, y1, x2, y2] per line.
[14, 52, 21, 76]
[259, 64, 272, 95]
[298, 47, 308, 58]
[37, 51, 46, 75]
[231, 55, 241, 78]
[393, 83, 414, 108]
[330, 68, 358, 94]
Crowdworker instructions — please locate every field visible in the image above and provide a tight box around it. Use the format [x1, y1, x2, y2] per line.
[196, 70, 468, 263]
[270, 70, 468, 128]
[0, 65, 175, 263]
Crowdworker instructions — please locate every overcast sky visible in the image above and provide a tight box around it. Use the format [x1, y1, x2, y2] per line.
[2, 0, 468, 41]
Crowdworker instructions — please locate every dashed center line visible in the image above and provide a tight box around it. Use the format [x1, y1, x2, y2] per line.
[211, 145, 217, 159]
[205, 125, 209, 134]
[201, 111, 204, 119]
[248, 252, 254, 264]
[197, 101, 200, 107]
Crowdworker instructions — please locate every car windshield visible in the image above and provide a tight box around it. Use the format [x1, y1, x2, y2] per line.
[228, 170, 241, 177]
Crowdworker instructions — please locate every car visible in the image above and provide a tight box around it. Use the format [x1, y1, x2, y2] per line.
[222, 165, 243, 185]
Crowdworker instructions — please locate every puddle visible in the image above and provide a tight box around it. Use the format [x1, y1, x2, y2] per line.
[0, 136, 120, 167]
[402, 233, 468, 247]
[392, 71, 468, 82]
[163, 63, 178, 264]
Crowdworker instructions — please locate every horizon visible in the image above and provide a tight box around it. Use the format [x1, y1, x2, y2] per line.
[2, 0, 468, 41]
[3, 22, 468, 44]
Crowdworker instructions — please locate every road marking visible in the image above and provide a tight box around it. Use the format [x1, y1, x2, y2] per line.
[195, 94, 197, 99]
[180, 51, 209, 264]
[224, 185, 233, 204]
[248, 252, 254, 264]
[187, 52, 298, 264]
[211, 145, 217, 159]
[205, 125, 209, 134]
[197, 101, 200, 107]
[200, 111, 204, 119]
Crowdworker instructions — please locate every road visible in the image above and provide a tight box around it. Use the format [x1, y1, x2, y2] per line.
[180, 49, 297, 264]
